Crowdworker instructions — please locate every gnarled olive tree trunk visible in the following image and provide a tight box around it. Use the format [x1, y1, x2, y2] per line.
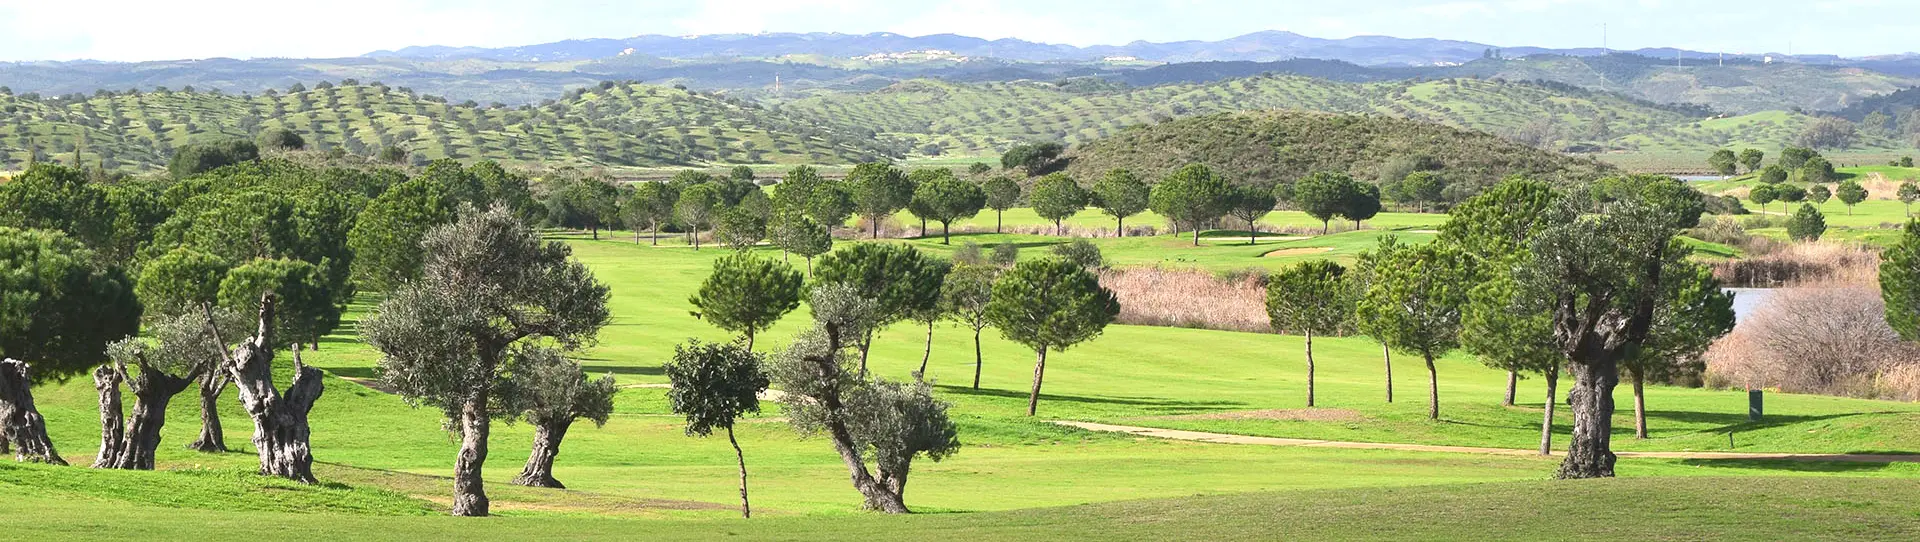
[1557, 356, 1618, 479]
[93, 366, 126, 468]
[218, 297, 323, 484]
[187, 372, 230, 453]
[453, 394, 491, 516]
[807, 325, 909, 513]
[113, 365, 197, 470]
[511, 419, 574, 489]
[0, 359, 65, 465]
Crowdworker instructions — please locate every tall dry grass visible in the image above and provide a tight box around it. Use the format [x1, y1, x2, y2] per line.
[1704, 286, 1920, 400]
[1099, 267, 1271, 333]
[1709, 242, 1880, 287]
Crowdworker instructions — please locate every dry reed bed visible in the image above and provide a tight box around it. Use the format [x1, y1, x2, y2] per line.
[1098, 267, 1270, 333]
[1709, 242, 1880, 287]
[1704, 286, 1920, 401]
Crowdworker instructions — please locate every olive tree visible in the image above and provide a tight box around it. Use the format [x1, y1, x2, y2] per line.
[0, 227, 141, 464]
[1266, 261, 1351, 407]
[1510, 177, 1706, 479]
[207, 258, 339, 483]
[985, 259, 1120, 416]
[361, 206, 610, 516]
[1090, 169, 1149, 237]
[768, 284, 960, 513]
[97, 310, 244, 469]
[508, 348, 616, 489]
[664, 339, 770, 518]
[1028, 173, 1087, 236]
[1149, 164, 1233, 245]
[981, 176, 1023, 233]
[689, 253, 804, 349]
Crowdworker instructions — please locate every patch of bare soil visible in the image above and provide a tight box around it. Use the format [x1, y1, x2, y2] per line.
[1153, 408, 1365, 423]
[1262, 247, 1334, 258]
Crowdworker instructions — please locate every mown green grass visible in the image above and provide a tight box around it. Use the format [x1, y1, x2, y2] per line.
[5, 476, 1918, 541]
[9, 229, 1920, 534]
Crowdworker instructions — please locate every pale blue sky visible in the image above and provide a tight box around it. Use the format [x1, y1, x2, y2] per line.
[0, 0, 1912, 62]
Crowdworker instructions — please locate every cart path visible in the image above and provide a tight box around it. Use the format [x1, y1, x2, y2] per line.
[1051, 421, 1920, 463]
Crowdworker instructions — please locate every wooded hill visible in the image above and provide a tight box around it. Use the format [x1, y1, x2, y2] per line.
[774, 76, 1715, 158]
[0, 81, 891, 172]
[1061, 110, 1616, 187]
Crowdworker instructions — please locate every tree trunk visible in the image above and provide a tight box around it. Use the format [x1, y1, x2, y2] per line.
[220, 297, 323, 484]
[941, 221, 951, 244]
[805, 256, 814, 278]
[1383, 344, 1393, 403]
[920, 217, 928, 238]
[115, 373, 193, 470]
[1540, 365, 1559, 456]
[1054, 219, 1062, 236]
[652, 225, 660, 246]
[453, 396, 492, 516]
[1632, 366, 1648, 440]
[1304, 331, 1316, 407]
[1322, 220, 1330, 235]
[1026, 349, 1048, 417]
[512, 419, 572, 489]
[1556, 357, 1619, 479]
[916, 321, 934, 378]
[872, 218, 880, 239]
[0, 359, 65, 465]
[806, 322, 910, 513]
[93, 366, 126, 469]
[1504, 370, 1518, 407]
[728, 426, 751, 519]
[1116, 217, 1124, 238]
[187, 372, 230, 453]
[972, 329, 983, 390]
[1192, 225, 1201, 246]
[996, 210, 1003, 233]
[1424, 351, 1439, 420]
[857, 331, 874, 377]
[745, 329, 756, 351]
[693, 225, 702, 250]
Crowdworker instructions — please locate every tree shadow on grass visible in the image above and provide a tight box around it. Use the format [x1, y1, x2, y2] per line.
[576, 363, 665, 377]
[932, 384, 1245, 414]
[1673, 458, 1898, 473]
[1643, 410, 1908, 434]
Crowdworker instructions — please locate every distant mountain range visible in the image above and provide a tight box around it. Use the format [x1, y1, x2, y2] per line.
[362, 30, 1865, 67]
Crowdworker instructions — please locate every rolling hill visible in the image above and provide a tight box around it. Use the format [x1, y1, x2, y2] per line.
[0, 81, 891, 172]
[773, 76, 1715, 158]
[1059, 110, 1615, 186]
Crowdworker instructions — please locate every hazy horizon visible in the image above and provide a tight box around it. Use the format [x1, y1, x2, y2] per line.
[0, 0, 1914, 63]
